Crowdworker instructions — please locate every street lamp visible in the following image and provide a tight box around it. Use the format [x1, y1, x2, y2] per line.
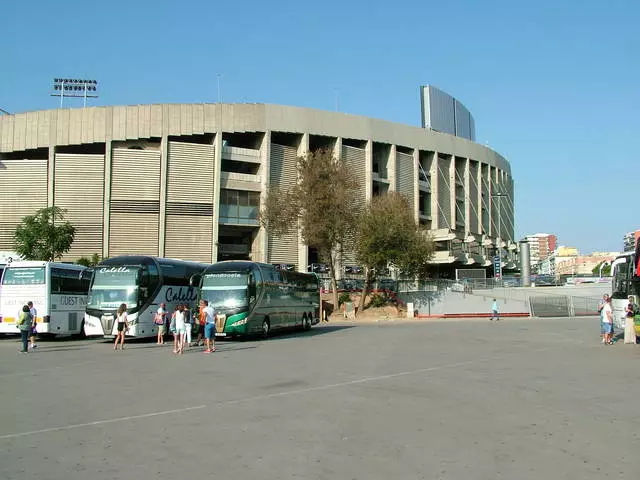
[51, 78, 99, 108]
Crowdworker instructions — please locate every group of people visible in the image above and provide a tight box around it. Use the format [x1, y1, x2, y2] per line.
[598, 293, 637, 345]
[152, 300, 217, 354]
[15, 301, 38, 353]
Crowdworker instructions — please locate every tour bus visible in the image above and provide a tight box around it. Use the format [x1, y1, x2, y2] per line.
[196, 261, 320, 338]
[611, 251, 640, 333]
[84, 256, 211, 338]
[0, 261, 90, 336]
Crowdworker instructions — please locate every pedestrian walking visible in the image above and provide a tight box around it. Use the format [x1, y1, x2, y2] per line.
[490, 298, 499, 321]
[624, 296, 637, 344]
[16, 305, 32, 353]
[155, 303, 167, 345]
[601, 296, 614, 345]
[27, 301, 38, 349]
[114, 303, 129, 350]
[202, 300, 216, 353]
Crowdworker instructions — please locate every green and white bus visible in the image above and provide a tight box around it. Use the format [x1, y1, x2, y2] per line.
[196, 261, 320, 338]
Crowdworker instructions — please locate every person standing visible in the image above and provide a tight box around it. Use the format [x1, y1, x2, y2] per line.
[598, 294, 610, 343]
[16, 305, 32, 353]
[27, 301, 38, 349]
[202, 300, 216, 353]
[196, 302, 206, 346]
[183, 304, 193, 347]
[114, 303, 129, 350]
[624, 296, 637, 344]
[155, 303, 167, 345]
[602, 296, 614, 345]
[174, 305, 186, 355]
[490, 298, 499, 321]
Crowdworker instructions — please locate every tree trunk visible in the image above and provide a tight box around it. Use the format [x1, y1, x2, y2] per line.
[329, 254, 339, 312]
[357, 267, 373, 317]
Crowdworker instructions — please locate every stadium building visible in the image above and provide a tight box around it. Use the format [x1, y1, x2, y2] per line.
[0, 91, 515, 274]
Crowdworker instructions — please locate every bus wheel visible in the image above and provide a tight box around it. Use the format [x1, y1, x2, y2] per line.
[261, 319, 270, 339]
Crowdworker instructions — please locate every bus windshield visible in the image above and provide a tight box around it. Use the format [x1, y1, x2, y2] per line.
[87, 266, 140, 310]
[201, 272, 248, 310]
[612, 258, 631, 299]
[2, 267, 45, 285]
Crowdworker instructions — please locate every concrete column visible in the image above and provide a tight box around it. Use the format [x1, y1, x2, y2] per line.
[256, 131, 271, 263]
[450, 156, 457, 232]
[47, 145, 55, 207]
[365, 140, 372, 201]
[431, 152, 439, 229]
[412, 148, 419, 223]
[211, 131, 223, 263]
[102, 140, 112, 257]
[158, 136, 168, 257]
[476, 162, 483, 234]
[388, 144, 397, 192]
[297, 133, 310, 272]
[464, 158, 470, 235]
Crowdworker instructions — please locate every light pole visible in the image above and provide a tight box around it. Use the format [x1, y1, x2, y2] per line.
[51, 78, 99, 108]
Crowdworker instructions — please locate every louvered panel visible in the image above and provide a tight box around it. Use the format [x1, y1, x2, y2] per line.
[269, 143, 297, 188]
[436, 157, 451, 229]
[395, 152, 415, 208]
[0, 159, 48, 250]
[268, 231, 298, 268]
[54, 154, 104, 260]
[54, 154, 104, 223]
[341, 145, 367, 267]
[165, 214, 212, 262]
[61, 225, 103, 261]
[109, 212, 159, 256]
[268, 144, 298, 266]
[111, 149, 161, 201]
[469, 162, 479, 234]
[167, 141, 215, 203]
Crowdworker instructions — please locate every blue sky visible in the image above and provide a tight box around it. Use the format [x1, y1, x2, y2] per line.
[1, 0, 637, 253]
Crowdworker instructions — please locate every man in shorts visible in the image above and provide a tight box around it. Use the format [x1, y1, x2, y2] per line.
[27, 301, 38, 349]
[155, 303, 167, 345]
[598, 294, 610, 343]
[202, 300, 216, 353]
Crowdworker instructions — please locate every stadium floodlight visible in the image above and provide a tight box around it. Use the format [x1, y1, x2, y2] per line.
[51, 78, 99, 108]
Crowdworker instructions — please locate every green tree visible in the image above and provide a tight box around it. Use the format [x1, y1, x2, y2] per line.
[259, 149, 362, 310]
[76, 253, 102, 267]
[14, 207, 76, 261]
[592, 261, 611, 277]
[355, 192, 434, 314]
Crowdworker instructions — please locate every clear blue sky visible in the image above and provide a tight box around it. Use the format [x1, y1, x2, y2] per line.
[2, 0, 637, 253]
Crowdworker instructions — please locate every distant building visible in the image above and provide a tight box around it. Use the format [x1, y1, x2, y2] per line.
[623, 230, 640, 252]
[555, 252, 618, 276]
[522, 233, 558, 267]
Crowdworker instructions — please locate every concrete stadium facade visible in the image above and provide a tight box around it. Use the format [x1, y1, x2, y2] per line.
[0, 103, 515, 272]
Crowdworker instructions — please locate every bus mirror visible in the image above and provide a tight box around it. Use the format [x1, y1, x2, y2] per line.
[80, 268, 94, 281]
[248, 284, 256, 298]
[189, 274, 202, 287]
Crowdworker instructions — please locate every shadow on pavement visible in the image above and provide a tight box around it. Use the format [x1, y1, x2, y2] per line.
[248, 324, 355, 343]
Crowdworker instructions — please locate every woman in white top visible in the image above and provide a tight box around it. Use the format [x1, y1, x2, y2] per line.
[114, 303, 129, 351]
[624, 296, 637, 344]
[174, 305, 186, 355]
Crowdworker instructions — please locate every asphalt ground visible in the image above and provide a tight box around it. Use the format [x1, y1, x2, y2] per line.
[1, 317, 639, 480]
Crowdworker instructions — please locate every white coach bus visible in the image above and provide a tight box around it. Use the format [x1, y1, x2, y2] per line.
[0, 261, 90, 336]
[84, 256, 211, 339]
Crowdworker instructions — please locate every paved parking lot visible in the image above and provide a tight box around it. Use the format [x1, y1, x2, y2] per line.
[1, 317, 639, 479]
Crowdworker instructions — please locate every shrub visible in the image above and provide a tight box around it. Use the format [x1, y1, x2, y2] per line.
[369, 293, 387, 308]
[338, 292, 351, 306]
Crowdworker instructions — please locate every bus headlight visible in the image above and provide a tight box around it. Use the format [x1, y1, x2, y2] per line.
[230, 318, 247, 327]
